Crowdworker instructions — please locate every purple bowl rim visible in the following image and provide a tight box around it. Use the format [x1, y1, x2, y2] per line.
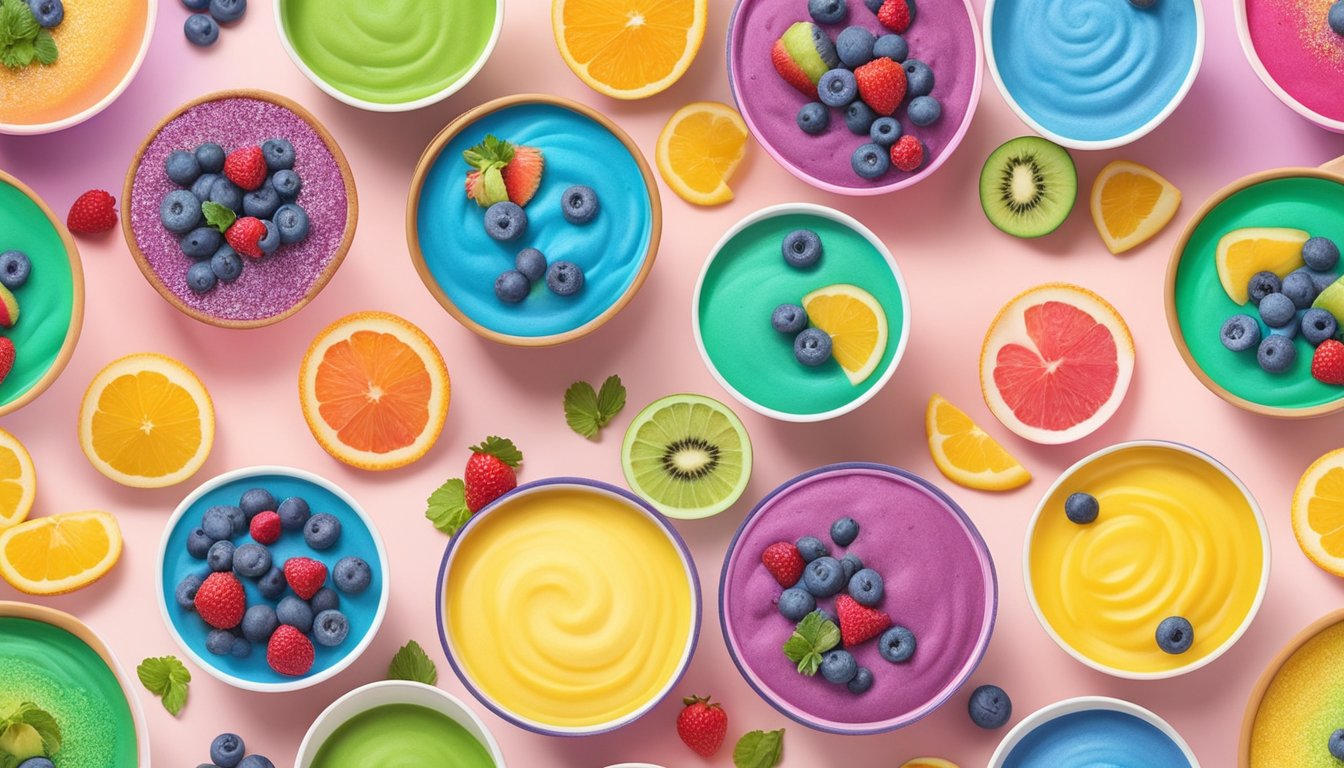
[717, 461, 999, 735]
[435, 476, 703, 737]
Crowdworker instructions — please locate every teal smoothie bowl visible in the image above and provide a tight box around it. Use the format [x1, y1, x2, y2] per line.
[693, 203, 910, 422]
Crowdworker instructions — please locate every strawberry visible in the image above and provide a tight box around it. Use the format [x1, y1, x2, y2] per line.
[771, 39, 818, 96]
[836, 594, 892, 646]
[890, 134, 925, 172]
[676, 695, 727, 758]
[194, 572, 246, 629]
[267, 624, 315, 676]
[284, 557, 328, 600]
[0, 284, 18, 329]
[463, 135, 544, 207]
[66, 190, 117, 235]
[223, 146, 267, 191]
[464, 436, 522, 513]
[225, 216, 266, 258]
[761, 542, 805, 587]
[854, 57, 906, 116]
[1313, 339, 1344, 385]
[250, 510, 281, 545]
[0, 338, 13, 386]
[877, 0, 913, 33]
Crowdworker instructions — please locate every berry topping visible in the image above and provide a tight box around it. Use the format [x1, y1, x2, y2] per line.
[283, 556, 328, 600]
[854, 57, 906, 116]
[1155, 616, 1194, 654]
[890, 134, 925, 172]
[463, 135, 545, 207]
[266, 624, 315, 677]
[836, 593, 893, 646]
[194, 571, 246, 629]
[66, 190, 117, 235]
[249, 510, 281, 544]
[225, 216, 267, 259]
[761, 541, 806, 587]
[223, 146, 267, 191]
[0, 338, 15, 386]
[877, 0, 913, 33]
[1313, 339, 1344, 385]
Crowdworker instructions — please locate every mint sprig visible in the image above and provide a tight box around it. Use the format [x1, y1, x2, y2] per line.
[387, 640, 438, 685]
[0, 702, 61, 762]
[0, 0, 57, 70]
[425, 478, 470, 535]
[733, 729, 784, 768]
[137, 656, 190, 716]
[781, 611, 840, 676]
[201, 201, 235, 233]
[564, 375, 626, 439]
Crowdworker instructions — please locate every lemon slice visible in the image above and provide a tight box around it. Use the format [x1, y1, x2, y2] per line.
[926, 394, 1031, 491]
[1090, 160, 1181, 255]
[1215, 227, 1309, 304]
[1292, 448, 1344, 577]
[655, 102, 748, 206]
[802, 284, 887, 385]
[0, 510, 122, 595]
[0, 428, 35, 529]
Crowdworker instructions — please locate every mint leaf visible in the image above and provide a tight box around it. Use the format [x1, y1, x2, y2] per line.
[32, 29, 54, 65]
[425, 478, 470, 535]
[137, 656, 190, 717]
[387, 640, 437, 685]
[9, 2, 36, 42]
[563, 380, 600, 438]
[7, 37, 30, 66]
[0, 702, 61, 760]
[781, 611, 840, 676]
[0, 44, 23, 69]
[733, 729, 784, 768]
[596, 374, 627, 422]
[200, 201, 234, 233]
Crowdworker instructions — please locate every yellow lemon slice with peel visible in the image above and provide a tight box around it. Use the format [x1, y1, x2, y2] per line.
[926, 394, 1031, 492]
[1292, 448, 1344, 577]
[1090, 159, 1181, 255]
[802, 284, 887, 385]
[0, 428, 35, 530]
[1215, 227, 1309, 304]
[553, 0, 707, 99]
[0, 510, 122, 595]
[655, 101, 748, 206]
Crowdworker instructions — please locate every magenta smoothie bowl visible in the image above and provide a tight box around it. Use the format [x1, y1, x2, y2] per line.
[123, 90, 357, 328]
[1238, 0, 1344, 131]
[727, 0, 982, 194]
[720, 463, 997, 733]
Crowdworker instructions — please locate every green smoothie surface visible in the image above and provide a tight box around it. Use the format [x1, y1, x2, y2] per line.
[311, 703, 495, 768]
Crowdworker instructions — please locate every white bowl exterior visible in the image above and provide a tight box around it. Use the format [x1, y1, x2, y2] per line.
[1233, 0, 1344, 133]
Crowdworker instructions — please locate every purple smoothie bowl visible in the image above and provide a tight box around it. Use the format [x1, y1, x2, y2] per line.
[720, 462, 997, 733]
[727, 0, 982, 195]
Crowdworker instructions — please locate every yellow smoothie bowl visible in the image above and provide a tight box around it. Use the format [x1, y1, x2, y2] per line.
[436, 478, 701, 736]
[1025, 440, 1269, 679]
[1240, 610, 1344, 767]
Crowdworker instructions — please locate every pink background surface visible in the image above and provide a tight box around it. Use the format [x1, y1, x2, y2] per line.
[1, 0, 1343, 765]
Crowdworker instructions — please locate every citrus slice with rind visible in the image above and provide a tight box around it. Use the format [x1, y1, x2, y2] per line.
[926, 394, 1030, 492]
[621, 393, 752, 519]
[0, 428, 35, 530]
[553, 0, 707, 99]
[655, 102, 748, 206]
[1215, 227, 1308, 304]
[802, 284, 888, 385]
[900, 760, 960, 768]
[0, 510, 122, 595]
[1090, 160, 1182, 255]
[1292, 448, 1344, 577]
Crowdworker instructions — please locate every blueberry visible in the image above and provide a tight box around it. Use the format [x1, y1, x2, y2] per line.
[1259, 292, 1296, 327]
[1330, 728, 1344, 761]
[230, 637, 251, 658]
[257, 220, 281, 255]
[515, 248, 547, 282]
[0, 251, 31, 289]
[191, 173, 221, 202]
[207, 540, 235, 572]
[777, 587, 817, 621]
[1271, 316, 1300, 340]
[771, 303, 808, 334]
[205, 629, 235, 656]
[166, 150, 202, 186]
[270, 169, 301, 201]
[241, 604, 278, 643]
[261, 138, 295, 171]
[243, 183, 281, 220]
[830, 516, 859, 546]
[818, 68, 858, 107]
[903, 59, 934, 97]
[796, 535, 829, 561]
[1061, 492, 1100, 525]
[1303, 308, 1338, 345]
[211, 733, 246, 768]
[844, 100, 877, 134]
[239, 757, 275, 768]
[276, 595, 314, 634]
[782, 229, 822, 268]
[238, 488, 275, 518]
[209, 177, 243, 213]
[273, 203, 310, 244]
[187, 528, 215, 559]
[873, 33, 908, 62]
[160, 189, 202, 234]
[968, 684, 1012, 729]
[1308, 269, 1340, 293]
[795, 328, 833, 366]
[1283, 270, 1319, 309]
[182, 0, 209, 8]
[175, 573, 205, 609]
[258, 566, 287, 600]
[808, 0, 847, 24]
[545, 261, 585, 296]
[304, 513, 341, 550]
[1247, 271, 1282, 304]
[181, 226, 222, 260]
[561, 185, 599, 224]
[868, 116, 901, 146]
[201, 505, 236, 540]
[277, 496, 310, 531]
[211, 245, 242, 282]
[908, 95, 942, 126]
[820, 649, 858, 684]
[209, 0, 245, 23]
[863, 0, 883, 10]
[847, 568, 884, 606]
[27, 0, 62, 27]
[801, 556, 846, 597]
[835, 26, 875, 68]
[313, 609, 350, 647]
[309, 587, 340, 614]
[1302, 236, 1340, 271]
[184, 13, 219, 46]
[232, 542, 272, 578]
[494, 269, 530, 304]
[18, 758, 55, 768]
[195, 143, 225, 173]
[223, 505, 246, 534]
[878, 625, 916, 663]
[333, 556, 372, 595]
[846, 666, 874, 694]
[1129, 0, 1157, 7]
[1156, 616, 1194, 654]
[1220, 314, 1262, 352]
[484, 201, 527, 241]
[796, 102, 830, 135]
[851, 142, 890, 179]
[1258, 334, 1296, 374]
[840, 553, 864, 581]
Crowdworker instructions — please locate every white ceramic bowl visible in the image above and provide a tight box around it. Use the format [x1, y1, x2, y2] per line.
[989, 696, 1200, 767]
[604, 764, 665, 768]
[295, 680, 507, 767]
[1234, 0, 1344, 133]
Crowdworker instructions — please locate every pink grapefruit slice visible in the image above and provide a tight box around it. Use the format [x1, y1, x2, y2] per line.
[979, 283, 1134, 445]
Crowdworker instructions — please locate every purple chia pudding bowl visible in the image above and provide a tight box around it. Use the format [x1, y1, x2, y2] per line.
[122, 90, 357, 329]
[720, 462, 997, 734]
[726, 0, 983, 195]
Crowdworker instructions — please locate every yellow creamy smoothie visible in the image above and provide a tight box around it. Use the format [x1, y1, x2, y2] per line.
[1029, 443, 1266, 674]
[444, 485, 694, 728]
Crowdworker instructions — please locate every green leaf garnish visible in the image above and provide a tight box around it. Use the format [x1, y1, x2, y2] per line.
[469, 435, 522, 467]
[0, 702, 61, 761]
[563, 374, 627, 439]
[781, 611, 840, 676]
[425, 478, 470, 535]
[733, 729, 784, 768]
[32, 29, 54, 65]
[201, 201, 235, 233]
[0, 0, 56, 71]
[137, 656, 191, 717]
[387, 640, 438, 685]
[463, 135, 515, 207]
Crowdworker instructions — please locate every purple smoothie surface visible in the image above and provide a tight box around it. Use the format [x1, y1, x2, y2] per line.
[722, 465, 995, 731]
[728, 0, 979, 191]
[128, 96, 350, 322]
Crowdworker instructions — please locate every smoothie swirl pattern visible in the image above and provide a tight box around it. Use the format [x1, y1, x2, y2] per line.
[1002, 709, 1192, 768]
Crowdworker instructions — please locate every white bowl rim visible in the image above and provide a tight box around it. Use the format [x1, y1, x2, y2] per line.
[691, 202, 912, 423]
[293, 679, 507, 767]
[272, 0, 504, 112]
[1021, 440, 1271, 680]
[982, 0, 1206, 150]
[988, 695, 1201, 767]
[153, 464, 391, 693]
[0, 0, 157, 135]
[1232, 0, 1344, 134]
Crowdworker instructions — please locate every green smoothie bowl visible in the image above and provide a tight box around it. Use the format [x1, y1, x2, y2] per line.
[1166, 155, 1344, 418]
[693, 203, 910, 422]
[295, 680, 506, 767]
[276, 0, 503, 111]
[0, 601, 150, 767]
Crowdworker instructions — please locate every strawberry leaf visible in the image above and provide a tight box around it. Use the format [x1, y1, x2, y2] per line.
[136, 656, 190, 717]
[425, 478, 470, 535]
[462, 134, 515, 170]
[469, 436, 521, 468]
[387, 640, 437, 685]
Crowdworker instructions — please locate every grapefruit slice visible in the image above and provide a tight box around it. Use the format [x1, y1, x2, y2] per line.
[979, 283, 1134, 445]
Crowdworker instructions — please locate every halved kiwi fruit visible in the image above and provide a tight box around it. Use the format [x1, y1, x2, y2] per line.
[979, 136, 1077, 238]
[621, 393, 753, 520]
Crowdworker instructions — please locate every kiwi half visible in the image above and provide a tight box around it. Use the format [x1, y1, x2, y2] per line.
[621, 393, 752, 520]
[979, 136, 1078, 238]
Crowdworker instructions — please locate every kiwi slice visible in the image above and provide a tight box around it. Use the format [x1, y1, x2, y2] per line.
[621, 393, 753, 520]
[979, 136, 1077, 238]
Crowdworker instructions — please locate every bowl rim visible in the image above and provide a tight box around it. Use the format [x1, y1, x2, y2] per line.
[0, 0, 156, 135]
[0, 168, 84, 417]
[1022, 440, 1271, 680]
[1163, 156, 1344, 418]
[434, 477, 702, 736]
[691, 202, 911, 422]
[988, 695, 1201, 767]
[724, 0, 983, 195]
[293, 679, 507, 767]
[1232, 0, 1344, 134]
[272, 0, 505, 112]
[0, 600, 153, 766]
[119, 88, 359, 330]
[982, 0, 1206, 150]
[718, 462, 999, 734]
[153, 464, 391, 694]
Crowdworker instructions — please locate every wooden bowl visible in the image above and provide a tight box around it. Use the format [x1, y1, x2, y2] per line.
[121, 89, 357, 329]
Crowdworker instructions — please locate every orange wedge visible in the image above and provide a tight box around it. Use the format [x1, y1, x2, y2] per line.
[299, 311, 450, 471]
[1215, 227, 1309, 304]
[802, 284, 887, 385]
[1089, 160, 1181, 255]
[553, 0, 707, 99]
[0, 428, 35, 530]
[0, 510, 122, 595]
[655, 102, 748, 206]
[1292, 448, 1344, 577]
[926, 394, 1030, 491]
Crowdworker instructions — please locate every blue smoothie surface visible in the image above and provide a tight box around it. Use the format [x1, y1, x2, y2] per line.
[1003, 709, 1192, 768]
[415, 103, 654, 338]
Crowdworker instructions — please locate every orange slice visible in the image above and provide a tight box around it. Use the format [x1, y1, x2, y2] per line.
[0, 428, 35, 530]
[299, 311, 450, 471]
[655, 102, 748, 206]
[1292, 448, 1344, 577]
[553, 0, 707, 99]
[900, 760, 960, 768]
[926, 394, 1030, 492]
[801, 284, 887, 385]
[1215, 227, 1309, 304]
[1090, 160, 1181, 255]
[0, 510, 122, 595]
